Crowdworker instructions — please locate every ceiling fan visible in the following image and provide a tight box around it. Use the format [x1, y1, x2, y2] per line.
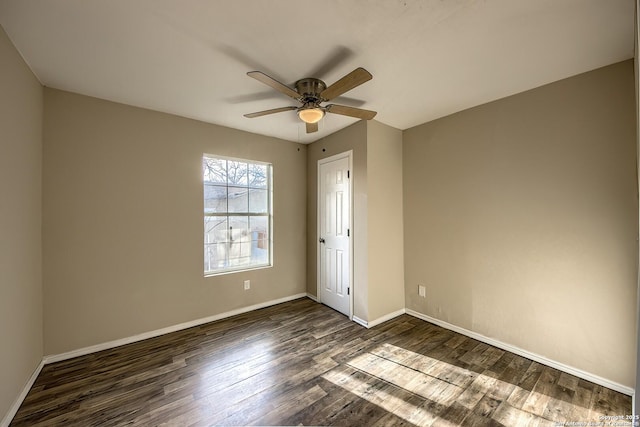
[243, 67, 377, 133]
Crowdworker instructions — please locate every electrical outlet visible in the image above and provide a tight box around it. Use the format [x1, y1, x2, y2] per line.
[244, 280, 250, 290]
[418, 285, 426, 298]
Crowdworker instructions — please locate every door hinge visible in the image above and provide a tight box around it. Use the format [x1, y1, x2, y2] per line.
[347, 170, 350, 179]
[347, 287, 350, 295]
[347, 228, 350, 237]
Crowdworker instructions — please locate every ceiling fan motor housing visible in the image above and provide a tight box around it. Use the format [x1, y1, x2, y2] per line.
[294, 78, 326, 103]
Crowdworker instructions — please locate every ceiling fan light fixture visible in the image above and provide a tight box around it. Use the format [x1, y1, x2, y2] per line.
[298, 107, 324, 124]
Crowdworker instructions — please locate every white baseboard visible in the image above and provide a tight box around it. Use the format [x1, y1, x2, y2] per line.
[405, 309, 634, 397]
[306, 292, 319, 302]
[1, 359, 45, 427]
[352, 316, 368, 328]
[44, 293, 308, 364]
[369, 308, 406, 328]
[352, 308, 406, 329]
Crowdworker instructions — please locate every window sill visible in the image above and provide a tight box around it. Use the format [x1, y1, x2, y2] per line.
[204, 264, 273, 278]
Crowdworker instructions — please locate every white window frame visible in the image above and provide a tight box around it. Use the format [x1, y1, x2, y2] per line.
[203, 154, 273, 276]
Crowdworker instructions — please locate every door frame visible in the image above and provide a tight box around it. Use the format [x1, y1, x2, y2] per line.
[317, 150, 354, 319]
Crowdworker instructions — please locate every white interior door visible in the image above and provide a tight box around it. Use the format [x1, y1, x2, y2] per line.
[318, 152, 352, 317]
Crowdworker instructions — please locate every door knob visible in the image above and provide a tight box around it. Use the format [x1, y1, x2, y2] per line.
[319, 238, 325, 244]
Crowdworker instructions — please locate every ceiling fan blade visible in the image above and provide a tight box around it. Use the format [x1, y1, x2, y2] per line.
[321, 67, 372, 101]
[244, 106, 297, 118]
[325, 104, 377, 120]
[247, 71, 301, 100]
[306, 122, 318, 133]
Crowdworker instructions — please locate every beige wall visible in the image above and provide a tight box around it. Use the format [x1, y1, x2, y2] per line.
[366, 121, 405, 321]
[42, 89, 307, 355]
[307, 121, 369, 319]
[403, 60, 637, 387]
[635, 0, 640, 413]
[0, 26, 43, 421]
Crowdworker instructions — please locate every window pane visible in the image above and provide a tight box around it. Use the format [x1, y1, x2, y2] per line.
[249, 188, 268, 213]
[204, 184, 227, 213]
[204, 217, 228, 271]
[203, 158, 227, 184]
[229, 216, 250, 266]
[229, 216, 249, 236]
[248, 163, 268, 188]
[227, 161, 248, 185]
[205, 242, 229, 271]
[249, 216, 269, 264]
[205, 216, 228, 242]
[227, 186, 248, 213]
[249, 215, 268, 231]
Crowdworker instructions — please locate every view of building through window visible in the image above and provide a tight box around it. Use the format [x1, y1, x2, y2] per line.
[203, 155, 272, 274]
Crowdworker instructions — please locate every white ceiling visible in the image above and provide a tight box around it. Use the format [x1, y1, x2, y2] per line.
[0, 0, 634, 143]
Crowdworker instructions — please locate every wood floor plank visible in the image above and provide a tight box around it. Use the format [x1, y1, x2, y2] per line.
[250, 383, 328, 425]
[278, 378, 355, 426]
[9, 298, 632, 426]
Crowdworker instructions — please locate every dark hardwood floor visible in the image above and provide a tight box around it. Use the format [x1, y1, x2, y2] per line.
[10, 298, 631, 426]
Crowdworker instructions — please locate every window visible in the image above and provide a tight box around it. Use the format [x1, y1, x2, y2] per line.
[203, 155, 272, 275]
